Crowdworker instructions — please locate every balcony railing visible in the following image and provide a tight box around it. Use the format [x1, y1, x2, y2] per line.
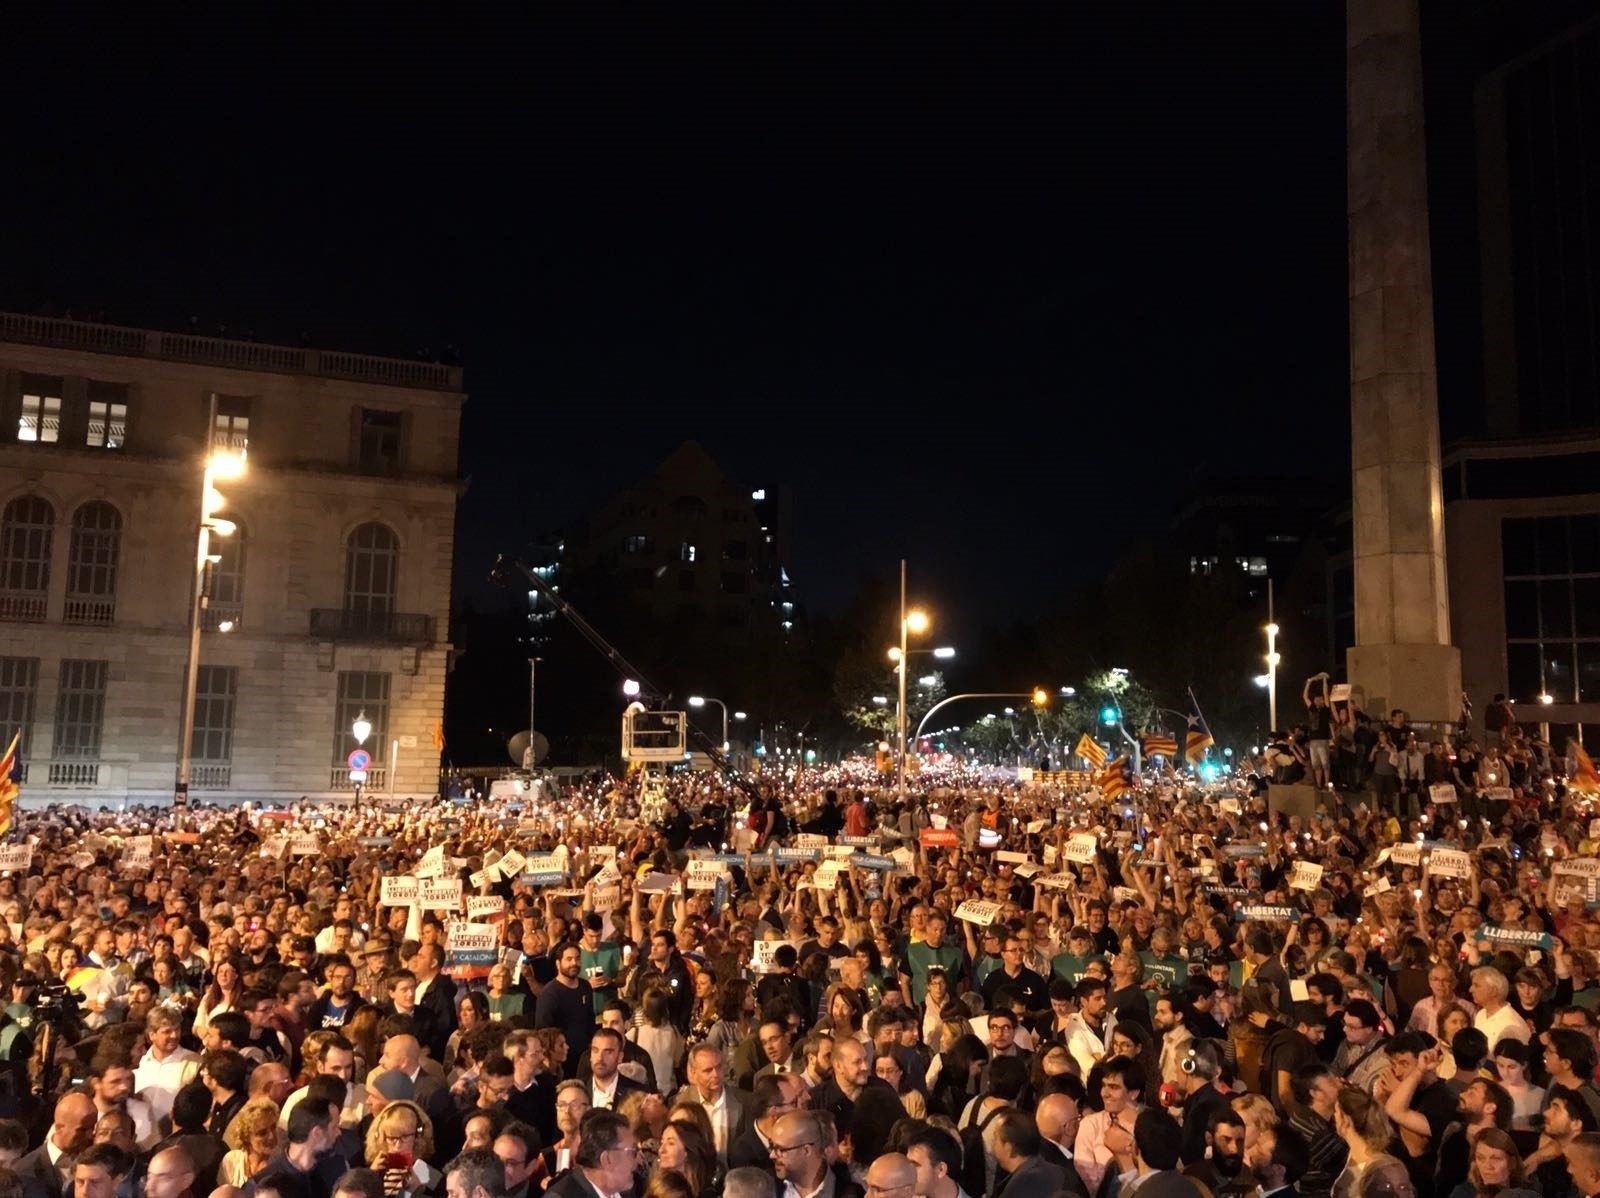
[0, 311, 464, 392]
[64, 597, 115, 625]
[330, 766, 388, 791]
[0, 591, 46, 622]
[310, 608, 433, 644]
[203, 604, 242, 632]
[46, 760, 101, 787]
[191, 762, 232, 788]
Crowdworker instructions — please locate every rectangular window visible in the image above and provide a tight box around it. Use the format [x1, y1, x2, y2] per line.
[53, 660, 107, 759]
[680, 542, 697, 563]
[622, 535, 653, 555]
[214, 395, 251, 451]
[0, 657, 38, 754]
[18, 376, 62, 443]
[192, 666, 237, 763]
[358, 409, 403, 475]
[333, 671, 390, 767]
[1503, 514, 1600, 704]
[86, 382, 129, 449]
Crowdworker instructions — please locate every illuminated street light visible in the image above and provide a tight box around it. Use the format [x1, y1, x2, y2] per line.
[872, 696, 889, 706]
[622, 679, 641, 697]
[906, 609, 929, 635]
[918, 675, 938, 687]
[1060, 686, 1075, 696]
[687, 694, 730, 750]
[933, 646, 956, 659]
[352, 712, 372, 745]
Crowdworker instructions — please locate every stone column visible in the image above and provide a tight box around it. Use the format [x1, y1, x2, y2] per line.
[1345, 0, 1461, 723]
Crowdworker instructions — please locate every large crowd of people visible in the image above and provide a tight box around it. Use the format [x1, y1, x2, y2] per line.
[0, 700, 1597, 1198]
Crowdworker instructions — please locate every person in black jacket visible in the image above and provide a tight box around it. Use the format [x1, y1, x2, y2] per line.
[408, 944, 459, 1064]
[1175, 1040, 1231, 1168]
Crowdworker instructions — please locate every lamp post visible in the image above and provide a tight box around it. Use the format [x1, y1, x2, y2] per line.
[1265, 577, 1281, 733]
[175, 394, 245, 822]
[894, 559, 929, 803]
[687, 695, 730, 751]
[351, 710, 372, 807]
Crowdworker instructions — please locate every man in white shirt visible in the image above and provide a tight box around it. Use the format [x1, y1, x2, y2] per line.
[588, 1028, 644, 1111]
[133, 1008, 201, 1124]
[1075, 1057, 1146, 1195]
[1064, 979, 1113, 1081]
[674, 1044, 751, 1164]
[1471, 967, 1532, 1045]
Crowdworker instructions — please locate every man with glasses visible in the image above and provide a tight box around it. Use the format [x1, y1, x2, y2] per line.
[494, 1122, 541, 1198]
[866, 1154, 917, 1198]
[731, 1074, 805, 1170]
[547, 1110, 636, 1198]
[981, 936, 1048, 1014]
[769, 1110, 857, 1198]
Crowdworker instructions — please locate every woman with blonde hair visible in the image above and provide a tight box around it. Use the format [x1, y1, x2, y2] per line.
[363, 1100, 439, 1192]
[616, 1088, 669, 1174]
[1232, 1093, 1279, 1157]
[219, 1098, 280, 1186]
[644, 1172, 696, 1198]
[1331, 1089, 1413, 1198]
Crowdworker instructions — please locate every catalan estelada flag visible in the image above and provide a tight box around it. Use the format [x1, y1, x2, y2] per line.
[1095, 755, 1131, 801]
[1571, 738, 1600, 796]
[0, 732, 20, 839]
[1074, 733, 1107, 771]
[1184, 690, 1214, 763]
[1141, 732, 1179, 758]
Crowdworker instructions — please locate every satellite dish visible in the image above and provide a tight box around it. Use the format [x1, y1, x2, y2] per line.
[508, 730, 550, 767]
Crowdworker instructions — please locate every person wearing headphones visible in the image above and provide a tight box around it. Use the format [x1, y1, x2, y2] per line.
[1175, 1040, 1229, 1168]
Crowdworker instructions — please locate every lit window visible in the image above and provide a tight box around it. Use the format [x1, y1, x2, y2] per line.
[214, 395, 251, 451]
[18, 392, 61, 443]
[680, 542, 697, 563]
[623, 535, 653, 554]
[87, 400, 128, 449]
[751, 489, 766, 501]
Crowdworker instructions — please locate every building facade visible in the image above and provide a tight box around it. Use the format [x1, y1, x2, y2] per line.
[0, 312, 464, 805]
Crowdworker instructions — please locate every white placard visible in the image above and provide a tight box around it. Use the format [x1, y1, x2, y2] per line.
[1429, 784, 1457, 806]
[591, 862, 622, 888]
[955, 899, 1003, 926]
[1555, 858, 1600, 878]
[1429, 848, 1473, 879]
[497, 849, 527, 877]
[70, 851, 96, 870]
[1362, 876, 1393, 898]
[446, 922, 498, 953]
[890, 847, 915, 874]
[637, 872, 679, 894]
[995, 850, 1031, 864]
[420, 876, 463, 912]
[1013, 862, 1040, 879]
[468, 867, 493, 889]
[795, 833, 828, 849]
[750, 941, 782, 974]
[122, 846, 153, 870]
[823, 845, 856, 860]
[288, 832, 319, 857]
[1063, 833, 1098, 864]
[592, 886, 621, 913]
[1390, 844, 1422, 866]
[1219, 798, 1242, 814]
[415, 845, 446, 878]
[1289, 861, 1324, 891]
[1035, 873, 1077, 890]
[0, 844, 32, 873]
[381, 876, 419, 906]
[1482, 787, 1515, 804]
[467, 895, 506, 920]
[687, 860, 728, 891]
[1590, 820, 1600, 841]
[1026, 819, 1048, 834]
[812, 863, 843, 891]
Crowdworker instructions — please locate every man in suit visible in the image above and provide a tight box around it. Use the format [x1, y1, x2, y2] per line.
[992, 1112, 1066, 1198]
[546, 1110, 637, 1198]
[1036, 1092, 1089, 1198]
[576, 1004, 658, 1093]
[752, 1017, 805, 1082]
[18, 1091, 97, 1198]
[1099, 1108, 1205, 1198]
[585, 1029, 647, 1112]
[409, 944, 459, 1063]
[674, 1044, 754, 1166]
[729, 1075, 803, 1172]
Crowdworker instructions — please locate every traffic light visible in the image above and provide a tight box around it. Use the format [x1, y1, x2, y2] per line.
[1101, 706, 1119, 725]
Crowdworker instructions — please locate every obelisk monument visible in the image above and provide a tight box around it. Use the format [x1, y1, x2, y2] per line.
[1345, 0, 1462, 724]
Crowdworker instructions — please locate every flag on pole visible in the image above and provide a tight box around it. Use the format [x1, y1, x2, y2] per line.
[1095, 755, 1130, 801]
[1140, 732, 1179, 759]
[1184, 690, 1215, 763]
[1572, 738, 1600, 796]
[1074, 733, 1107, 771]
[0, 732, 21, 839]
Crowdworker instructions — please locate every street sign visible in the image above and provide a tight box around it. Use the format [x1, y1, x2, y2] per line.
[347, 749, 371, 771]
[349, 768, 368, 784]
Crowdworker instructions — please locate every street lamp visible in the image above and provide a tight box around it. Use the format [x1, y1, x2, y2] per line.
[175, 395, 247, 821]
[350, 711, 372, 806]
[622, 679, 641, 697]
[687, 695, 730, 751]
[1264, 578, 1280, 732]
[895, 558, 929, 803]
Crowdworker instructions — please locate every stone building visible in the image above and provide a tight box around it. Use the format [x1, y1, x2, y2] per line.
[0, 312, 463, 805]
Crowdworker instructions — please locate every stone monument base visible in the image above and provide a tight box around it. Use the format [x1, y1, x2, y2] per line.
[1268, 783, 1321, 824]
[1347, 642, 1462, 726]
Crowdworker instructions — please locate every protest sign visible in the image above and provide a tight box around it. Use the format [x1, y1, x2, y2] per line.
[750, 941, 783, 974]
[1555, 858, 1600, 878]
[444, 923, 499, 978]
[469, 866, 497, 889]
[381, 876, 419, 906]
[591, 862, 622, 889]
[497, 849, 527, 877]
[357, 836, 393, 849]
[823, 845, 857, 860]
[1062, 834, 1098, 864]
[1013, 862, 1040, 879]
[1222, 843, 1265, 858]
[1233, 905, 1300, 922]
[1476, 924, 1554, 950]
[289, 832, 319, 857]
[890, 847, 916, 874]
[1428, 848, 1472, 879]
[521, 854, 565, 887]
[813, 862, 844, 891]
[1288, 861, 1324, 891]
[70, 851, 95, 870]
[419, 876, 463, 912]
[1035, 873, 1077, 891]
[995, 850, 1031, 865]
[1362, 876, 1393, 898]
[592, 886, 621, 913]
[637, 872, 680, 894]
[1026, 819, 1048, 834]
[850, 853, 896, 871]
[955, 900, 1003, 926]
[467, 895, 506, 920]
[415, 844, 447, 878]
[773, 847, 821, 863]
[837, 835, 878, 848]
[1389, 844, 1422, 866]
[0, 844, 31, 873]
[1429, 783, 1457, 806]
[687, 860, 728, 891]
[795, 833, 828, 849]
[1482, 787, 1515, 805]
[920, 829, 958, 848]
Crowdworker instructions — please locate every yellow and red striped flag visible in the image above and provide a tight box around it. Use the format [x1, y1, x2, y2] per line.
[0, 732, 20, 839]
[1141, 732, 1179, 759]
[1572, 739, 1600, 796]
[1074, 733, 1107, 771]
[1095, 755, 1131, 801]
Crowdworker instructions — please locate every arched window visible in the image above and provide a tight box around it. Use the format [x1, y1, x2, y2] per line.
[206, 528, 246, 630]
[66, 501, 121, 624]
[344, 523, 398, 616]
[0, 496, 54, 621]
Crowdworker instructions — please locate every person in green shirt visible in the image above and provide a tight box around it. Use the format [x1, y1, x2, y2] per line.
[969, 927, 1005, 991]
[900, 912, 963, 1005]
[579, 914, 623, 1014]
[1051, 926, 1100, 984]
[1139, 927, 1189, 1007]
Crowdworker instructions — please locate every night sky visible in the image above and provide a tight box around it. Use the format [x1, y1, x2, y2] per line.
[4, 5, 1353, 642]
